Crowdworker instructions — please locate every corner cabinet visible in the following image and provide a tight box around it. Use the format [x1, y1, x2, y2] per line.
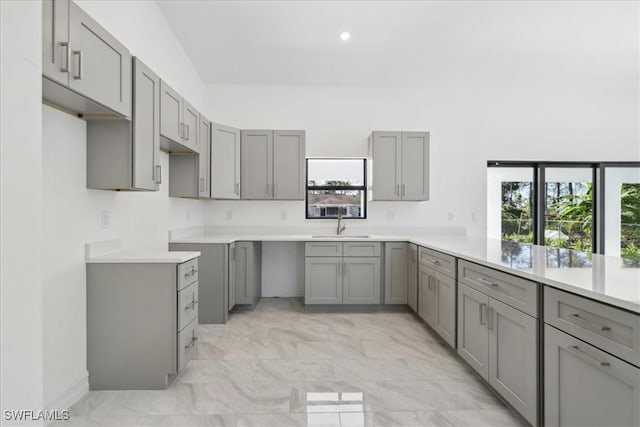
[86, 57, 161, 191]
[42, 0, 132, 118]
[305, 242, 381, 305]
[384, 242, 408, 304]
[211, 123, 241, 199]
[369, 131, 429, 201]
[241, 130, 306, 200]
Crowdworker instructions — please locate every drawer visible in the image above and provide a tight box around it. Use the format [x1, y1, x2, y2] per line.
[178, 282, 198, 332]
[343, 242, 381, 257]
[178, 257, 198, 290]
[545, 287, 640, 367]
[419, 246, 456, 278]
[178, 317, 198, 371]
[305, 242, 343, 257]
[458, 260, 538, 317]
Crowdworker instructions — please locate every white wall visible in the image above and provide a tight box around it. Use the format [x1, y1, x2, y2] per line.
[42, 1, 210, 410]
[1, 1, 44, 424]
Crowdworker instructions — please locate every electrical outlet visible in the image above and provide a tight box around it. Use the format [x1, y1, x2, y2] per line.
[386, 211, 396, 222]
[472, 211, 478, 221]
[447, 212, 454, 222]
[186, 209, 191, 222]
[101, 210, 111, 229]
[280, 211, 287, 221]
[225, 210, 232, 221]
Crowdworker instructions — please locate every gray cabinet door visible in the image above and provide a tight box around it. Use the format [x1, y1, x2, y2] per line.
[160, 80, 183, 144]
[305, 258, 343, 305]
[488, 298, 537, 425]
[343, 258, 381, 304]
[371, 131, 402, 200]
[241, 130, 273, 199]
[228, 243, 236, 311]
[385, 243, 408, 304]
[132, 58, 160, 191]
[433, 270, 456, 348]
[198, 115, 211, 198]
[273, 130, 306, 200]
[457, 283, 489, 380]
[418, 265, 436, 326]
[235, 242, 256, 305]
[545, 325, 640, 427]
[42, 0, 70, 86]
[400, 132, 429, 201]
[211, 123, 241, 199]
[408, 244, 418, 312]
[68, 2, 131, 118]
[183, 100, 199, 153]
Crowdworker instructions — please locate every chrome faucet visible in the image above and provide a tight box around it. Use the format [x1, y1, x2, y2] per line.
[337, 211, 346, 235]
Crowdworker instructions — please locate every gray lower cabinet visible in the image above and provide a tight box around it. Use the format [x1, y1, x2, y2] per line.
[432, 270, 456, 347]
[408, 244, 418, 312]
[241, 129, 305, 200]
[234, 242, 262, 309]
[228, 242, 236, 311]
[86, 57, 161, 191]
[86, 257, 198, 389]
[369, 131, 429, 201]
[418, 265, 437, 327]
[198, 115, 211, 198]
[42, 0, 132, 117]
[343, 257, 381, 304]
[169, 243, 230, 324]
[305, 257, 343, 304]
[304, 242, 381, 305]
[457, 280, 538, 426]
[384, 242, 408, 304]
[211, 123, 241, 199]
[544, 324, 640, 427]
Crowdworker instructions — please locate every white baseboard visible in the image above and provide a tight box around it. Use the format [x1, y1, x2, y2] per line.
[44, 372, 88, 415]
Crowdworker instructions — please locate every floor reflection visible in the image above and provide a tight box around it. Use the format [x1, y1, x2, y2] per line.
[306, 391, 364, 426]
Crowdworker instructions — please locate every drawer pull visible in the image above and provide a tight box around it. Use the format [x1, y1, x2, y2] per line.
[430, 258, 441, 265]
[570, 313, 611, 331]
[184, 266, 198, 278]
[184, 333, 198, 350]
[569, 345, 610, 367]
[478, 277, 498, 287]
[184, 299, 197, 311]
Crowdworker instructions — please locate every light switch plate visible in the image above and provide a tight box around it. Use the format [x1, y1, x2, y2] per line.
[101, 210, 111, 229]
[447, 212, 454, 222]
[225, 210, 232, 220]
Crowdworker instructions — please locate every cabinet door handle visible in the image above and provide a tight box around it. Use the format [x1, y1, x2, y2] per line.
[478, 277, 498, 287]
[570, 313, 611, 331]
[568, 345, 610, 367]
[266, 183, 271, 195]
[479, 303, 487, 325]
[180, 123, 185, 139]
[487, 306, 494, 330]
[430, 258, 440, 265]
[72, 50, 83, 79]
[60, 42, 70, 72]
[235, 183, 240, 195]
[402, 184, 406, 197]
[396, 184, 400, 196]
[156, 165, 162, 184]
[186, 125, 190, 141]
[200, 177, 205, 192]
[273, 184, 277, 197]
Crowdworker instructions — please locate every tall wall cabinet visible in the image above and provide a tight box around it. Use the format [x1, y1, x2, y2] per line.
[211, 124, 241, 199]
[369, 131, 429, 201]
[42, 0, 131, 117]
[241, 130, 306, 200]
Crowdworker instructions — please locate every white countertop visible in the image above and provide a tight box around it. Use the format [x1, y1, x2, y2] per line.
[87, 251, 201, 264]
[170, 232, 640, 314]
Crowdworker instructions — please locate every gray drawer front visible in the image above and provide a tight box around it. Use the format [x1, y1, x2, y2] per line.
[178, 317, 198, 371]
[418, 246, 456, 278]
[178, 282, 198, 332]
[343, 242, 381, 257]
[178, 258, 199, 290]
[545, 287, 640, 367]
[458, 260, 538, 317]
[305, 242, 343, 257]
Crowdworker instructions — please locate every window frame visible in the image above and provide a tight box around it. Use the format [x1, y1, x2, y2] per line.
[305, 158, 368, 220]
[487, 160, 640, 255]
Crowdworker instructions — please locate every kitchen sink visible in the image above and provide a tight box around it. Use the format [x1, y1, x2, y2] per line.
[311, 235, 371, 239]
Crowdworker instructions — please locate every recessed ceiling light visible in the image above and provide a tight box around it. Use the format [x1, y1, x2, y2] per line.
[340, 31, 351, 41]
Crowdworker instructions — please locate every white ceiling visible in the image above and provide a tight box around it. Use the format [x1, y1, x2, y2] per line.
[157, 0, 638, 86]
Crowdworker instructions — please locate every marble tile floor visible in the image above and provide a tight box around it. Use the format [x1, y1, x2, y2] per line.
[58, 298, 526, 427]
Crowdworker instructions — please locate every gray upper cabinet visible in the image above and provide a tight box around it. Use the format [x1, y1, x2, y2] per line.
[86, 57, 160, 191]
[211, 124, 241, 199]
[385, 243, 408, 304]
[369, 131, 429, 201]
[273, 131, 306, 200]
[408, 244, 418, 312]
[241, 130, 273, 200]
[160, 80, 183, 146]
[183, 100, 199, 153]
[198, 115, 211, 198]
[241, 130, 306, 200]
[42, 0, 132, 118]
[343, 257, 381, 304]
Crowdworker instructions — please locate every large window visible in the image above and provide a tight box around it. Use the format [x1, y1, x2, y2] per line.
[306, 158, 367, 219]
[487, 161, 640, 258]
